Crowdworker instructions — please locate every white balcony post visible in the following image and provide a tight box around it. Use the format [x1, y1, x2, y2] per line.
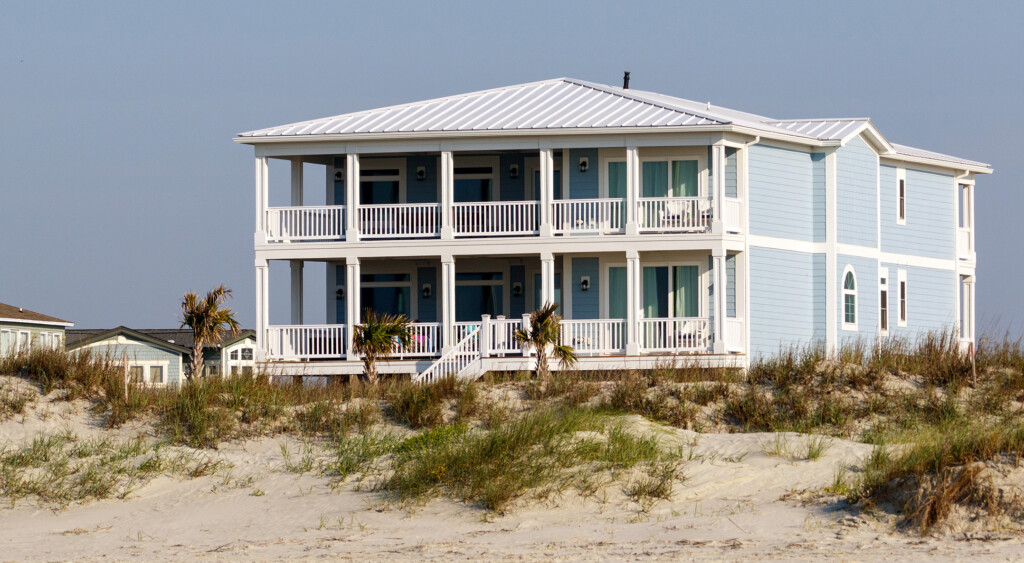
[625, 250, 640, 356]
[345, 257, 360, 358]
[440, 151, 455, 240]
[290, 260, 304, 325]
[963, 275, 976, 342]
[255, 157, 268, 244]
[712, 248, 727, 354]
[522, 313, 533, 356]
[345, 154, 360, 241]
[625, 146, 640, 235]
[711, 142, 726, 235]
[480, 314, 491, 358]
[290, 157, 303, 206]
[539, 148, 554, 237]
[540, 252, 555, 307]
[255, 260, 269, 362]
[441, 255, 456, 351]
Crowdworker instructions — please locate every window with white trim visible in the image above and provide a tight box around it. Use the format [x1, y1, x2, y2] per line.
[0, 329, 11, 355]
[149, 365, 164, 385]
[842, 267, 857, 330]
[879, 269, 889, 334]
[897, 168, 907, 224]
[898, 269, 908, 326]
[16, 331, 29, 352]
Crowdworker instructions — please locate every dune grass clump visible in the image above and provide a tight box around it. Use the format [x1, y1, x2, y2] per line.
[386, 377, 477, 429]
[381, 408, 680, 512]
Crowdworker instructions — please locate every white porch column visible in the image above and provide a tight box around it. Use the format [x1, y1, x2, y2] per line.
[441, 256, 456, 350]
[824, 149, 838, 353]
[712, 248, 728, 354]
[540, 252, 555, 307]
[711, 142, 726, 235]
[290, 260, 304, 325]
[625, 250, 640, 356]
[539, 148, 554, 237]
[440, 151, 455, 240]
[255, 157, 268, 244]
[255, 260, 269, 362]
[625, 146, 640, 235]
[963, 275, 976, 343]
[290, 157, 303, 206]
[345, 154, 360, 241]
[345, 257, 361, 358]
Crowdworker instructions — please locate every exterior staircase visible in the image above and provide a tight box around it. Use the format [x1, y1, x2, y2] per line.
[413, 326, 484, 384]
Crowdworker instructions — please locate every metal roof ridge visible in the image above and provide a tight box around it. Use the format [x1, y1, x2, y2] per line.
[560, 78, 732, 125]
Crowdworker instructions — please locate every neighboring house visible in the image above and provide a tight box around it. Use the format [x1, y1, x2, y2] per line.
[234, 77, 990, 379]
[65, 327, 256, 385]
[0, 302, 73, 355]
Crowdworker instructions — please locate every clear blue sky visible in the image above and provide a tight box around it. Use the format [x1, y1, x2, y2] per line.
[2, 1, 1021, 334]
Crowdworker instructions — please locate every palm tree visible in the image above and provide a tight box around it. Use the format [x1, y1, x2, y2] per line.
[351, 309, 412, 384]
[180, 285, 241, 381]
[515, 302, 577, 379]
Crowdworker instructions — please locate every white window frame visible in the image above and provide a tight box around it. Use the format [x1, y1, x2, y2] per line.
[16, 331, 30, 352]
[879, 268, 889, 336]
[638, 155, 707, 198]
[898, 269, 908, 327]
[896, 168, 907, 225]
[599, 156, 627, 199]
[452, 155, 499, 202]
[357, 157, 407, 203]
[0, 329, 11, 355]
[524, 156, 562, 201]
[638, 261, 706, 319]
[842, 265, 858, 332]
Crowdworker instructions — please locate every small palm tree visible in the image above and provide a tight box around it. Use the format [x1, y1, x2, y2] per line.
[351, 309, 412, 385]
[180, 285, 241, 381]
[515, 302, 577, 380]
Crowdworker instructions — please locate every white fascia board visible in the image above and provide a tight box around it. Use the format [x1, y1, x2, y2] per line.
[880, 154, 992, 175]
[0, 318, 74, 327]
[839, 123, 893, 153]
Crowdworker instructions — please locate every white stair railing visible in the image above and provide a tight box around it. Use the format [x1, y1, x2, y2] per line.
[414, 326, 482, 384]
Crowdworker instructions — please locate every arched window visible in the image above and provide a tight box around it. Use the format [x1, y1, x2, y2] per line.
[842, 267, 857, 330]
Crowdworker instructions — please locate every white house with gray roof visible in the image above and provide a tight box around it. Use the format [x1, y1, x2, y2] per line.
[235, 77, 990, 380]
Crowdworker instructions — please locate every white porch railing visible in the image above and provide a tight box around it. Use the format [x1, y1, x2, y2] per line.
[560, 319, 626, 355]
[453, 201, 538, 237]
[958, 228, 972, 258]
[266, 206, 346, 242]
[453, 321, 481, 345]
[725, 318, 744, 353]
[486, 317, 524, 356]
[638, 317, 710, 353]
[266, 325, 347, 360]
[415, 326, 482, 384]
[359, 203, 440, 239]
[724, 198, 742, 233]
[551, 198, 625, 235]
[637, 197, 712, 232]
[399, 323, 442, 358]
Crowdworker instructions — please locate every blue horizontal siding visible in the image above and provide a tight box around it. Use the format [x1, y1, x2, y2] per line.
[880, 165, 955, 259]
[812, 153, 825, 242]
[836, 136, 878, 248]
[749, 247, 826, 356]
[726, 254, 736, 318]
[881, 263, 955, 341]
[748, 144, 819, 242]
[725, 148, 738, 198]
[837, 255, 878, 343]
[569, 148, 599, 199]
[406, 155, 438, 204]
[571, 257, 600, 319]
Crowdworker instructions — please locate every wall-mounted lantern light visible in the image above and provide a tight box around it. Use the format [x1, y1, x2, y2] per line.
[580, 276, 591, 292]
[336, 287, 345, 299]
[416, 166, 427, 181]
[512, 282, 523, 297]
[509, 163, 519, 179]
[334, 170, 344, 182]
[578, 157, 589, 173]
[421, 283, 432, 299]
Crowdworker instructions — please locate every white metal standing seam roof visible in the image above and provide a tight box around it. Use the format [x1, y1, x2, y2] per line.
[237, 77, 990, 170]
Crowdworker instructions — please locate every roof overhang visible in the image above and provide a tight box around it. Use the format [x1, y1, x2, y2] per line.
[0, 317, 74, 328]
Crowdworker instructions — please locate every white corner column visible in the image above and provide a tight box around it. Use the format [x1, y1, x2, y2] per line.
[824, 149, 838, 352]
[345, 154, 360, 241]
[440, 151, 455, 240]
[963, 275, 976, 344]
[625, 146, 640, 235]
[345, 257, 361, 359]
[625, 250, 640, 356]
[255, 157, 269, 244]
[712, 248, 727, 354]
[255, 260, 269, 362]
[539, 148, 554, 237]
[441, 255, 456, 351]
[540, 252, 555, 307]
[290, 260, 304, 325]
[290, 157, 303, 207]
[711, 142, 726, 235]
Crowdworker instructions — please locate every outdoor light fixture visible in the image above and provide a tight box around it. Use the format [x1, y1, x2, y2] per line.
[336, 287, 345, 299]
[512, 282, 523, 297]
[416, 166, 427, 181]
[334, 170, 344, 182]
[578, 157, 589, 173]
[509, 164, 519, 179]
[580, 276, 590, 292]
[421, 284, 432, 299]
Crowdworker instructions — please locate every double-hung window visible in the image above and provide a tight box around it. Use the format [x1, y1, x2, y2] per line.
[842, 267, 857, 330]
[879, 270, 889, 334]
[898, 270, 908, 326]
[897, 169, 907, 224]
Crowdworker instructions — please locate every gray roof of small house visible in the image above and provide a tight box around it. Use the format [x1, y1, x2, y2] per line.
[236, 77, 990, 170]
[0, 302, 73, 327]
[66, 327, 254, 353]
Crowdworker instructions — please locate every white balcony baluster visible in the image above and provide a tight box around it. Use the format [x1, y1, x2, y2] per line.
[266, 325, 347, 360]
[560, 319, 627, 355]
[636, 197, 713, 232]
[266, 206, 346, 242]
[359, 203, 440, 239]
[638, 318, 710, 353]
[452, 201, 539, 237]
[551, 198, 625, 235]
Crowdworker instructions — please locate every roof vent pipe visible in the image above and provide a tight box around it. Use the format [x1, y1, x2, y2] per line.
[622, 71, 630, 90]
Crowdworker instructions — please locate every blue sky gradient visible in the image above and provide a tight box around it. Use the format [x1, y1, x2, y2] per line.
[1, 1, 1021, 333]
